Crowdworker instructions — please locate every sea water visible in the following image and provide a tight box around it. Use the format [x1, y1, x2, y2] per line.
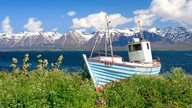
[0, 51, 191, 74]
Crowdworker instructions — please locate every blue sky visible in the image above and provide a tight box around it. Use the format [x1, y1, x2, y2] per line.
[0, 0, 191, 33]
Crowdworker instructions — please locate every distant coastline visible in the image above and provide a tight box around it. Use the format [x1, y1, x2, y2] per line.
[0, 46, 192, 52]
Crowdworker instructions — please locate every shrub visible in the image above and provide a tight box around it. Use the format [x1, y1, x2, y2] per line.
[100, 68, 192, 108]
[0, 71, 96, 107]
[0, 54, 192, 107]
[22, 54, 30, 75]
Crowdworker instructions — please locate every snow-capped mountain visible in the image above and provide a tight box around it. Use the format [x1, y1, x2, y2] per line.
[148, 27, 161, 34]
[0, 32, 62, 48]
[157, 27, 192, 44]
[87, 28, 138, 47]
[87, 27, 192, 48]
[0, 27, 191, 49]
[54, 30, 93, 48]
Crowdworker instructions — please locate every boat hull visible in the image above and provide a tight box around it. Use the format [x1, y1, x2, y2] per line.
[82, 54, 161, 90]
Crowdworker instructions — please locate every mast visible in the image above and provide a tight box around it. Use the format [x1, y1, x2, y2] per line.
[105, 14, 114, 61]
[138, 20, 144, 40]
[105, 17, 108, 57]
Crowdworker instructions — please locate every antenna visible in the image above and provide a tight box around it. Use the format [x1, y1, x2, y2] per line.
[105, 14, 114, 61]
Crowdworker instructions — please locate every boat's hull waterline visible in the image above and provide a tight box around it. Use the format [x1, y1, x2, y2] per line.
[82, 54, 161, 91]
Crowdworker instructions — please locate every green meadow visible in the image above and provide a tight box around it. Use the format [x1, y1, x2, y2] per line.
[0, 54, 192, 107]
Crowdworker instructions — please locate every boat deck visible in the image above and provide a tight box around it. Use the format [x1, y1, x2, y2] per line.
[88, 56, 160, 68]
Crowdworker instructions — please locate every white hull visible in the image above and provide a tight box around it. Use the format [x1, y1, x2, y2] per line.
[82, 54, 161, 90]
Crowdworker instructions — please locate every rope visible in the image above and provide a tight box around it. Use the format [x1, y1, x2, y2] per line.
[89, 35, 100, 58]
[105, 33, 107, 57]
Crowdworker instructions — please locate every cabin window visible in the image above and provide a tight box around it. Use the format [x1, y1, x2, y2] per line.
[147, 43, 149, 49]
[129, 45, 133, 52]
[129, 44, 142, 52]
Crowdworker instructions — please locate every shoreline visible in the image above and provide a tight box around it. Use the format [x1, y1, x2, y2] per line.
[0, 47, 192, 52]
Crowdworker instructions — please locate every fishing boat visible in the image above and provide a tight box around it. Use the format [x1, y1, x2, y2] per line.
[82, 15, 161, 91]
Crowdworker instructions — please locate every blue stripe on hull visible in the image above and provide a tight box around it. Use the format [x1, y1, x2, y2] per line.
[82, 54, 161, 88]
[89, 61, 159, 73]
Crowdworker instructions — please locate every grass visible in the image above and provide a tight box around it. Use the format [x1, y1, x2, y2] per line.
[0, 71, 96, 107]
[0, 68, 191, 107]
[0, 54, 192, 107]
[100, 68, 192, 107]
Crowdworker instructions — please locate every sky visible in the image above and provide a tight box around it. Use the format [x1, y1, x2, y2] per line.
[0, 0, 192, 33]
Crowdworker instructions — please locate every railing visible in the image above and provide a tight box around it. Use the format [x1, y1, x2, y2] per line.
[87, 52, 122, 59]
[86, 52, 161, 68]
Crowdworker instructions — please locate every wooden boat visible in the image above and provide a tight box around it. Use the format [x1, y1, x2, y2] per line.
[82, 16, 161, 91]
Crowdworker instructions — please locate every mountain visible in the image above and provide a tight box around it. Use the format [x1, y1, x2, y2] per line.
[87, 28, 137, 47]
[158, 27, 192, 44]
[0, 27, 191, 50]
[54, 30, 93, 48]
[86, 28, 177, 48]
[0, 32, 62, 48]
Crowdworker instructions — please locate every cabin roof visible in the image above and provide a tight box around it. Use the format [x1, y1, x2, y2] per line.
[128, 40, 149, 45]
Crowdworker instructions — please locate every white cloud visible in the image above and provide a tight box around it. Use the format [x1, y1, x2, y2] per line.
[134, 0, 192, 26]
[1, 16, 13, 34]
[134, 9, 156, 26]
[51, 27, 58, 32]
[72, 11, 132, 30]
[67, 11, 76, 16]
[24, 18, 44, 32]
